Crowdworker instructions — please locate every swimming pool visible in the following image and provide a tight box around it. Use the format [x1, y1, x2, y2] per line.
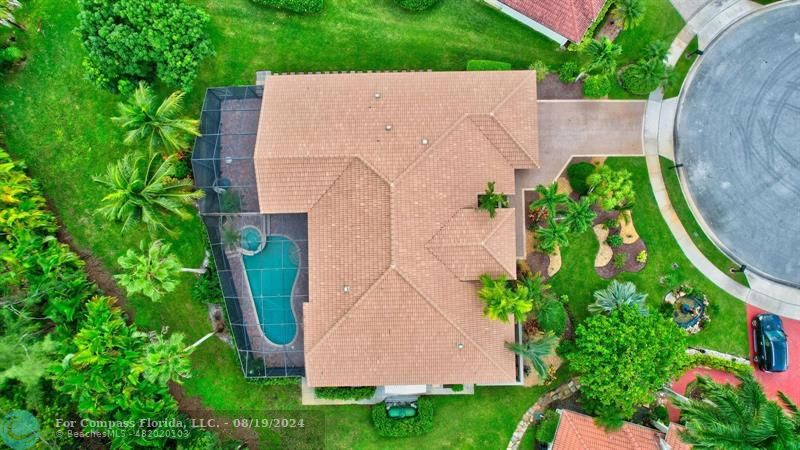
[242, 235, 299, 346]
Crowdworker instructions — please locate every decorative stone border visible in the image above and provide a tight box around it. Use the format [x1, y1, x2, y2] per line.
[506, 379, 581, 450]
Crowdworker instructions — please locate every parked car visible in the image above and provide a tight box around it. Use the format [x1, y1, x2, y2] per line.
[752, 313, 789, 372]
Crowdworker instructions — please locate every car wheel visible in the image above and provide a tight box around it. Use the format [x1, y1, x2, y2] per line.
[753, 355, 760, 364]
[751, 319, 757, 327]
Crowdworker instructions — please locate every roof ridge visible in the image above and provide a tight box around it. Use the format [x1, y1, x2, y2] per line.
[481, 210, 518, 277]
[306, 157, 357, 213]
[392, 266, 515, 378]
[305, 267, 393, 357]
[475, 113, 540, 168]
[392, 113, 471, 185]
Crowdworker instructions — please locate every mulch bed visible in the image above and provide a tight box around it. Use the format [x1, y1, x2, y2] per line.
[537, 73, 584, 100]
[596, 15, 623, 41]
[596, 239, 647, 279]
[526, 251, 552, 281]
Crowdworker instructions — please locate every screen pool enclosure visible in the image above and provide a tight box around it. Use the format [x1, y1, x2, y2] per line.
[191, 86, 307, 378]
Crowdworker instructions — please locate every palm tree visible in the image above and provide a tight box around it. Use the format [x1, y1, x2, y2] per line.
[677, 374, 800, 448]
[115, 240, 182, 302]
[0, 1, 24, 30]
[643, 40, 670, 62]
[621, 57, 671, 95]
[93, 152, 204, 235]
[582, 37, 623, 76]
[613, 0, 646, 30]
[135, 332, 193, 385]
[563, 197, 597, 234]
[506, 334, 558, 378]
[536, 219, 570, 254]
[530, 182, 569, 218]
[588, 280, 648, 315]
[112, 82, 200, 154]
[479, 274, 534, 323]
[517, 273, 553, 309]
[478, 181, 508, 219]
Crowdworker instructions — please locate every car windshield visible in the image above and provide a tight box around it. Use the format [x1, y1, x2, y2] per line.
[765, 330, 786, 342]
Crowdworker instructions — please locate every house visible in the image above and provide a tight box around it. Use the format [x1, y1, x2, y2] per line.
[192, 70, 539, 390]
[552, 410, 691, 450]
[485, 0, 608, 45]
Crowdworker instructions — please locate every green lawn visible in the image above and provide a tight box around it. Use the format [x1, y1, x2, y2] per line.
[659, 157, 749, 286]
[0, 0, 690, 447]
[665, 36, 698, 99]
[549, 158, 748, 357]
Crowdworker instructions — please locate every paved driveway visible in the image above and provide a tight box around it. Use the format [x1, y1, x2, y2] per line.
[748, 305, 800, 403]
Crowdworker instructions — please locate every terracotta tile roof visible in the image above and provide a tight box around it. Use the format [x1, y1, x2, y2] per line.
[254, 71, 538, 386]
[552, 410, 665, 450]
[499, 0, 607, 42]
[666, 424, 692, 450]
[427, 208, 517, 281]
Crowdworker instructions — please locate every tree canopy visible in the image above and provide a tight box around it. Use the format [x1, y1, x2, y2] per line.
[571, 305, 688, 421]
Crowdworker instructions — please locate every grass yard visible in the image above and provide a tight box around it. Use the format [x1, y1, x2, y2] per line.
[549, 157, 749, 357]
[0, 0, 691, 447]
[664, 36, 699, 99]
[660, 157, 749, 286]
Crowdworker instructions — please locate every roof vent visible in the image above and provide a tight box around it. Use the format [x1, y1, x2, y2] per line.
[374, 92, 381, 99]
[385, 124, 393, 131]
[223, 156, 233, 164]
[343, 285, 351, 294]
[421, 138, 429, 145]
[456, 343, 464, 350]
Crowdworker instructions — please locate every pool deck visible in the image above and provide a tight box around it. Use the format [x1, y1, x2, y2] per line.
[225, 213, 309, 372]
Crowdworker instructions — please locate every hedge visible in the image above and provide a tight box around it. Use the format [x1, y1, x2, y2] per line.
[395, 0, 441, 11]
[250, 0, 323, 14]
[371, 398, 434, 437]
[535, 410, 559, 444]
[467, 59, 512, 71]
[315, 386, 376, 400]
[583, 74, 611, 98]
[681, 353, 753, 377]
[567, 162, 595, 195]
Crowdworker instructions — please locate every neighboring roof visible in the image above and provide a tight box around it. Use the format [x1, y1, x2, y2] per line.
[552, 410, 685, 450]
[253, 71, 539, 386]
[666, 424, 692, 450]
[498, 0, 607, 42]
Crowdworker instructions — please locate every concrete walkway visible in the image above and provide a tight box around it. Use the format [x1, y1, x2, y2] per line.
[645, 0, 800, 318]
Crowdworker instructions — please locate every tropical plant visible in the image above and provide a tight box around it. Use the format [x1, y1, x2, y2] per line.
[115, 240, 181, 302]
[677, 374, 800, 448]
[588, 280, 648, 315]
[582, 37, 623, 76]
[221, 221, 242, 251]
[506, 334, 558, 378]
[77, 0, 213, 91]
[643, 40, 670, 62]
[518, 272, 553, 308]
[606, 233, 623, 248]
[478, 181, 508, 219]
[478, 274, 533, 323]
[621, 57, 671, 95]
[0, 0, 24, 30]
[613, 0, 646, 30]
[93, 152, 203, 234]
[0, 149, 55, 236]
[563, 197, 597, 234]
[537, 299, 567, 336]
[636, 250, 648, 263]
[583, 74, 611, 98]
[536, 219, 570, 254]
[134, 332, 193, 385]
[587, 164, 636, 211]
[529, 60, 549, 81]
[112, 82, 200, 154]
[612, 252, 628, 269]
[559, 61, 580, 83]
[571, 306, 688, 421]
[531, 182, 569, 218]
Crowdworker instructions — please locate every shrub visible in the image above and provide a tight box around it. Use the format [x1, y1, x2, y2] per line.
[248, 376, 302, 386]
[567, 162, 594, 195]
[315, 386, 375, 400]
[395, 0, 440, 11]
[612, 252, 628, 269]
[467, 59, 512, 71]
[535, 410, 559, 444]
[371, 398, 434, 437]
[606, 233, 623, 248]
[77, 0, 214, 91]
[191, 258, 222, 304]
[636, 250, 648, 263]
[537, 299, 567, 336]
[448, 384, 464, 392]
[0, 46, 23, 64]
[620, 58, 669, 95]
[250, 0, 323, 14]
[558, 61, 580, 83]
[583, 74, 611, 98]
[529, 60, 549, 81]
[652, 405, 669, 423]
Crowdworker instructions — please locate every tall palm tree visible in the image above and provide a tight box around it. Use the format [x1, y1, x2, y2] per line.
[677, 374, 800, 448]
[478, 181, 508, 219]
[479, 274, 533, 323]
[613, 0, 646, 30]
[588, 280, 648, 315]
[115, 240, 181, 302]
[506, 334, 558, 378]
[536, 219, 570, 254]
[112, 82, 200, 154]
[531, 182, 569, 218]
[643, 40, 670, 62]
[0, 0, 24, 30]
[583, 37, 623, 76]
[93, 152, 203, 234]
[563, 197, 597, 234]
[621, 57, 671, 95]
